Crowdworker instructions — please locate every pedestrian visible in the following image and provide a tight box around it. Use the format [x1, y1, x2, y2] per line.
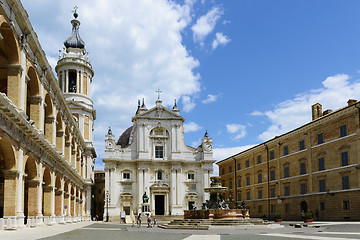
[153, 218, 157, 227]
[137, 213, 142, 228]
[132, 221, 135, 227]
[147, 214, 152, 228]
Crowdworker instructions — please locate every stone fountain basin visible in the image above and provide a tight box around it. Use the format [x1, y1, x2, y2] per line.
[204, 187, 228, 194]
[184, 209, 250, 220]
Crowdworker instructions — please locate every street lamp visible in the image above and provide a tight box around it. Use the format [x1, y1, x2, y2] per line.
[105, 191, 110, 222]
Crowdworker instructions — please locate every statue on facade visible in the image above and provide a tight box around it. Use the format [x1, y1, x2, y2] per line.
[142, 192, 149, 203]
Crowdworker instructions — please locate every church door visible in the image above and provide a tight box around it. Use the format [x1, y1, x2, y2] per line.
[155, 195, 164, 215]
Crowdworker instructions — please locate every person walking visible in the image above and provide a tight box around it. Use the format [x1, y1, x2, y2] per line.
[153, 218, 157, 227]
[147, 214, 152, 228]
[137, 213, 142, 228]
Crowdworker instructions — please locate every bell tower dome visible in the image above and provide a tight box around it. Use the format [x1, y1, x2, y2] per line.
[55, 8, 96, 144]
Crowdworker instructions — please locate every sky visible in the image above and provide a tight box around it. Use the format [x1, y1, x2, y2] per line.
[22, 0, 360, 175]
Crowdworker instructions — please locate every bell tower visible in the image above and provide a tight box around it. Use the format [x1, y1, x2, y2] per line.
[55, 8, 96, 144]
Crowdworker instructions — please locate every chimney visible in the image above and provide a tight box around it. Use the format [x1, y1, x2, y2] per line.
[311, 103, 322, 120]
[322, 109, 333, 116]
[347, 99, 357, 106]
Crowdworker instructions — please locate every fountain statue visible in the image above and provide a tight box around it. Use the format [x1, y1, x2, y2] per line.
[184, 176, 250, 219]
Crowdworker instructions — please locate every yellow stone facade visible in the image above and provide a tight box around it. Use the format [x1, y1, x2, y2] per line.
[217, 100, 360, 221]
[0, 0, 95, 229]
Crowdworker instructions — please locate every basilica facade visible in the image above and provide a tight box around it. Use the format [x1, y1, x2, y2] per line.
[0, 1, 96, 229]
[103, 98, 214, 220]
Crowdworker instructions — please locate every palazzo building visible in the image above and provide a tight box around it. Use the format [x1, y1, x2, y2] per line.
[103, 98, 214, 221]
[217, 100, 360, 221]
[0, 0, 96, 229]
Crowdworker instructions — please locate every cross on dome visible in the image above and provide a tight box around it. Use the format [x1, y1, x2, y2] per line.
[156, 89, 162, 99]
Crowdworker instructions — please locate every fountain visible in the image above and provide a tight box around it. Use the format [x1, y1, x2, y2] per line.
[184, 176, 250, 220]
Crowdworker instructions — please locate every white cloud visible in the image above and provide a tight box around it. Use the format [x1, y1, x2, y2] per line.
[226, 124, 243, 134]
[191, 7, 223, 44]
[257, 74, 360, 141]
[182, 95, 196, 112]
[191, 138, 202, 148]
[201, 94, 220, 104]
[250, 110, 264, 116]
[212, 32, 231, 49]
[184, 122, 202, 133]
[226, 123, 247, 140]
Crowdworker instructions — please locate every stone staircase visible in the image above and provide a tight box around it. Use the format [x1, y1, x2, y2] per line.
[159, 218, 269, 230]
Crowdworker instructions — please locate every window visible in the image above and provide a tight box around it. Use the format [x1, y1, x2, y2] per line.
[246, 191, 250, 200]
[246, 160, 249, 168]
[246, 176, 250, 186]
[319, 179, 325, 192]
[284, 166, 289, 178]
[238, 193, 241, 201]
[270, 151, 274, 160]
[258, 205, 262, 213]
[229, 166, 232, 173]
[340, 124, 347, 137]
[258, 190, 262, 199]
[157, 171, 162, 180]
[285, 204, 290, 213]
[320, 202, 325, 211]
[284, 185, 290, 196]
[123, 172, 130, 179]
[341, 152, 348, 166]
[271, 204, 275, 213]
[270, 170, 275, 181]
[283, 146, 288, 156]
[188, 173, 194, 180]
[342, 176, 349, 190]
[258, 173, 262, 184]
[318, 158, 325, 171]
[300, 183, 306, 194]
[300, 162, 306, 175]
[343, 200, 350, 211]
[237, 163, 240, 170]
[155, 146, 164, 158]
[229, 180, 233, 189]
[238, 179, 241, 188]
[257, 155, 261, 164]
[299, 140, 305, 150]
[221, 168, 224, 176]
[270, 188, 275, 198]
[318, 133, 324, 144]
[68, 70, 77, 93]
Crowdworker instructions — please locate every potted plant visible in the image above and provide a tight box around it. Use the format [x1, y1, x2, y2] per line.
[274, 213, 282, 222]
[303, 212, 313, 222]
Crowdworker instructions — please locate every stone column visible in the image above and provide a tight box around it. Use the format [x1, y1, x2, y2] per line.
[76, 70, 80, 93]
[19, 48, 26, 111]
[3, 170, 20, 224]
[16, 149, 24, 226]
[86, 186, 91, 220]
[138, 168, 143, 212]
[65, 70, 68, 93]
[170, 169, 176, 207]
[36, 162, 43, 225]
[6, 64, 23, 108]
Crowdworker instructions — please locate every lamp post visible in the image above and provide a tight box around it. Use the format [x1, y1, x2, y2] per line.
[105, 191, 110, 222]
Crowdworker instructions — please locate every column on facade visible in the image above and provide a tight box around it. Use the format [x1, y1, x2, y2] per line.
[19, 47, 26, 111]
[6, 65, 22, 108]
[170, 169, 176, 207]
[16, 149, 24, 220]
[144, 168, 149, 194]
[80, 71, 83, 94]
[37, 162, 43, 218]
[29, 179, 41, 218]
[73, 186, 77, 217]
[176, 169, 183, 206]
[171, 125, 177, 152]
[38, 84, 44, 131]
[52, 105, 57, 144]
[138, 168, 144, 210]
[203, 169, 209, 202]
[65, 70, 68, 93]
[76, 70, 80, 93]
[86, 186, 91, 219]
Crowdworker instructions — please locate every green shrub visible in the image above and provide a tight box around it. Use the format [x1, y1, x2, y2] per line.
[274, 213, 281, 219]
[303, 212, 313, 219]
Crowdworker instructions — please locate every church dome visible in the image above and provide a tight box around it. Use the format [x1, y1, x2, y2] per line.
[117, 126, 133, 147]
[64, 12, 85, 49]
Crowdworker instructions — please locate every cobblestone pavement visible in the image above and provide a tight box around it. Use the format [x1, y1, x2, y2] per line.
[1, 221, 360, 240]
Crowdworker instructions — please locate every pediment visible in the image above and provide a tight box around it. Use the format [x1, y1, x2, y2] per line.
[136, 106, 184, 121]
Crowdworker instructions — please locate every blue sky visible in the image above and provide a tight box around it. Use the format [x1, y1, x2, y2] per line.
[23, 0, 360, 175]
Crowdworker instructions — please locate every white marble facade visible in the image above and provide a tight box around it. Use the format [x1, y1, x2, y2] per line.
[103, 98, 214, 219]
